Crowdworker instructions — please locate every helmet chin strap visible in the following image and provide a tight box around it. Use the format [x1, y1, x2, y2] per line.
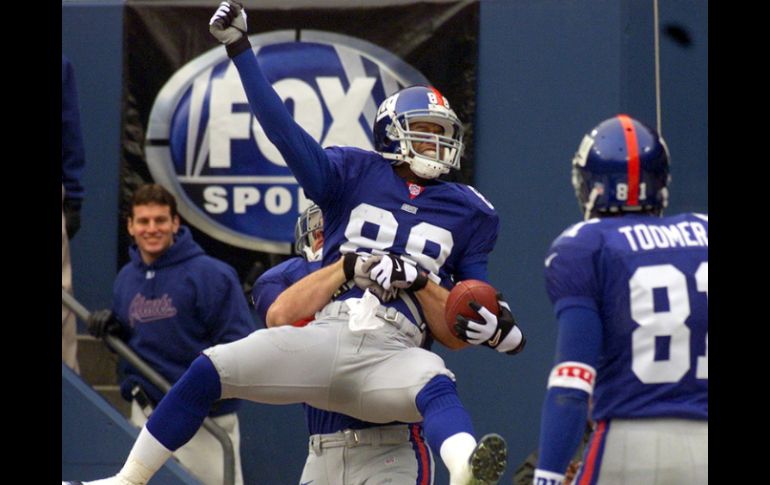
[584, 187, 601, 220]
[303, 247, 323, 262]
[406, 154, 448, 180]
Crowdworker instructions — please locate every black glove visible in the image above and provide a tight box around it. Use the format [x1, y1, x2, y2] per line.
[361, 254, 428, 292]
[63, 198, 82, 240]
[87, 309, 121, 339]
[454, 293, 526, 355]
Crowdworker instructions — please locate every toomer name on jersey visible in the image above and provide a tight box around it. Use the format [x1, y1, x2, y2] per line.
[618, 221, 708, 252]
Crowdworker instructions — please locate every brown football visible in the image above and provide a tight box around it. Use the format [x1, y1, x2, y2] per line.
[444, 279, 500, 338]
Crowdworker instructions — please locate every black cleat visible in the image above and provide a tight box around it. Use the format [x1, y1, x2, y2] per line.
[468, 433, 507, 484]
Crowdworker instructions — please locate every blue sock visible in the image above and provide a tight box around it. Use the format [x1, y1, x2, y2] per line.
[415, 375, 475, 453]
[146, 354, 221, 450]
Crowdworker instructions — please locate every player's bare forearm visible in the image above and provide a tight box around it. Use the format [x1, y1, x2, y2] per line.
[415, 280, 470, 350]
[266, 257, 347, 327]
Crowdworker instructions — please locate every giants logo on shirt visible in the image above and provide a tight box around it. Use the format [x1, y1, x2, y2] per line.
[128, 293, 178, 326]
[145, 31, 429, 253]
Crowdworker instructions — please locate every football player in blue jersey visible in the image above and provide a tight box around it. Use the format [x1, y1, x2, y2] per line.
[70, 2, 525, 485]
[251, 204, 325, 328]
[252, 205, 436, 485]
[531, 115, 708, 485]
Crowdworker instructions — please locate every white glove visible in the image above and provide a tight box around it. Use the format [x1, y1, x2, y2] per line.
[362, 254, 427, 291]
[343, 253, 398, 302]
[209, 1, 247, 45]
[454, 296, 526, 354]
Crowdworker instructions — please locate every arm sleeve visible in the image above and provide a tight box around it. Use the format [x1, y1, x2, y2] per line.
[453, 259, 488, 282]
[61, 56, 85, 201]
[230, 47, 333, 204]
[454, 202, 500, 281]
[536, 305, 602, 474]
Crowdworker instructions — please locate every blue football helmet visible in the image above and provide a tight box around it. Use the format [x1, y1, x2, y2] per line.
[572, 114, 671, 220]
[294, 203, 323, 262]
[373, 85, 465, 179]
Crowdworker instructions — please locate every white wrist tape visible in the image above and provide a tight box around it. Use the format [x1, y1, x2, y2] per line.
[547, 361, 596, 394]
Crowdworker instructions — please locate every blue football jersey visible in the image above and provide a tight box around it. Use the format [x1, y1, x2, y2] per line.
[232, 48, 499, 327]
[313, 146, 499, 323]
[545, 213, 708, 421]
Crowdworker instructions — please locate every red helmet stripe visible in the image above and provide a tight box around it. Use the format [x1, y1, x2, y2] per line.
[430, 87, 445, 106]
[618, 114, 640, 205]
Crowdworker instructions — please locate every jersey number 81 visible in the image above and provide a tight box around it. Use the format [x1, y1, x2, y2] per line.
[629, 262, 708, 384]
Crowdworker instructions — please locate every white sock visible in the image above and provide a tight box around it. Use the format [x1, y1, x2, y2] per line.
[440, 432, 477, 485]
[116, 426, 173, 485]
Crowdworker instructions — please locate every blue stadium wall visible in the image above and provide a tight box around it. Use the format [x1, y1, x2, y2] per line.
[62, 1, 707, 483]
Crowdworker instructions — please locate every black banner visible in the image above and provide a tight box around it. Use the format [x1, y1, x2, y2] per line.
[121, 0, 480, 284]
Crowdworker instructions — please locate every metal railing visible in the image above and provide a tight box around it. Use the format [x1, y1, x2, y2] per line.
[62, 289, 235, 485]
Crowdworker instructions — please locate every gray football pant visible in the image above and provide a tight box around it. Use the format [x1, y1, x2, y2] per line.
[204, 309, 454, 424]
[578, 418, 707, 484]
[299, 424, 434, 485]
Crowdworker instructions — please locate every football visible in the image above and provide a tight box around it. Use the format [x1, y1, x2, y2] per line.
[444, 279, 500, 338]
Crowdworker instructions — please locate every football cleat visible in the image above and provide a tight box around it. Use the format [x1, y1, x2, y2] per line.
[467, 433, 507, 484]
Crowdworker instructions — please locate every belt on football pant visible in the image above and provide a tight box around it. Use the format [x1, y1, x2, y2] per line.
[309, 424, 412, 453]
[316, 300, 424, 346]
[333, 280, 425, 329]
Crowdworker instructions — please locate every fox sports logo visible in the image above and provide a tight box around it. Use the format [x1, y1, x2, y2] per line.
[145, 30, 429, 253]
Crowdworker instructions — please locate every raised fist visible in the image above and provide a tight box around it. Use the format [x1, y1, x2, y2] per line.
[209, 1, 247, 45]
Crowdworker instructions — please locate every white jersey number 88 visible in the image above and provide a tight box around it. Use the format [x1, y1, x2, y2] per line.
[339, 203, 454, 276]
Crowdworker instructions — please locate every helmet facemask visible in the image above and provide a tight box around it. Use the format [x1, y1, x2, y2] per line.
[386, 110, 465, 179]
[294, 204, 323, 262]
[373, 86, 465, 180]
